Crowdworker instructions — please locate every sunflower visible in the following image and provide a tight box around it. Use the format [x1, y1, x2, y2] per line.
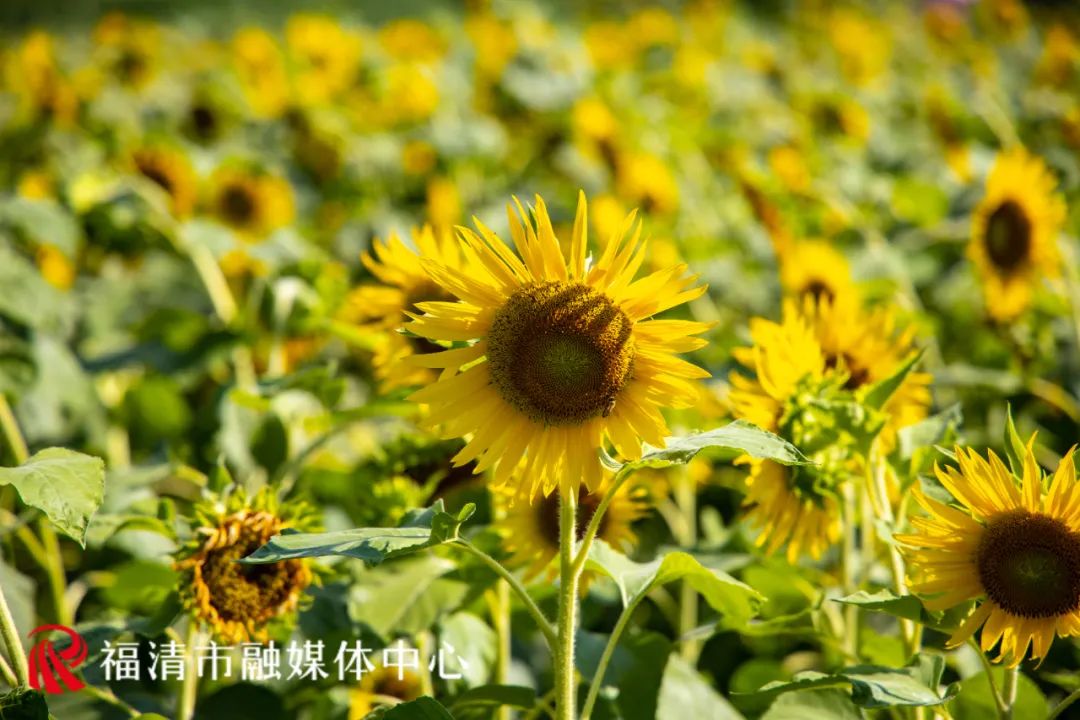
[338, 226, 462, 391]
[131, 146, 197, 218]
[349, 662, 424, 719]
[897, 440, 1080, 666]
[496, 479, 650, 580]
[232, 27, 290, 118]
[968, 148, 1066, 321]
[285, 14, 361, 106]
[406, 192, 709, 499]
[729, 302, 841, 561]
[173, 490, 318, 644]
[207, 166, 295, 238]
[93, 13, 159, 89]
[778, 240, 855, 304]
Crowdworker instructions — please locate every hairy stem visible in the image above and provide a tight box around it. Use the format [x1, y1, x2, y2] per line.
[555, 490, 579, 720]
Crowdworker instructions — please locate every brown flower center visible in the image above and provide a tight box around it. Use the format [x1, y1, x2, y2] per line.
[977, 510, 1080, 619]
[220, 183, 257, 227]
[487, 281, 634, 426]
[984, 199, 1032, 273]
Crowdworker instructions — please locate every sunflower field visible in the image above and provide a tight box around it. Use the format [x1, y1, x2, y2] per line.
[3, 1, 1080, 719]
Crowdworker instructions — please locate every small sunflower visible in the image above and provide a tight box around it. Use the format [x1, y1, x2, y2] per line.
[349, 662, 424, 719]
[93, 13, 159, 89]
[174, 490, 318, 644]
[496, 479, 650, 580]
[407, 192, 709, 499]
[207, 166, 295, 238]
[231, 27, 290, 118]
[778, 240, 855, 304]
[131, 146, 197, 218]
[969, 148, 1065, 321]
[286, 14, 361, 106]
[338, 226, 462, 392]
[897, 440, 1080, 666]
[729, 302, 842, 561]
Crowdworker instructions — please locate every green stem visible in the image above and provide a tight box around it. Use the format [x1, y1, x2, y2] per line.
[1001, 666, 1019, 720]
[0, 395, 29, 464]
[572, 471, 631, 576]
[0, 581, 29, 688]
[176, 622, 200, 720]
[81, 682, 140, 718]
[580, 594, 644, 720]
[840, 481, 859, 661]
[0, 644, 17, 686]
[38, 520, 71, 626]
[452, 539, 557, 648]
[555, 489, 580, 720]
[1049, 688, 1080, 720]
[970, 639, 1007, 718]
[489, 582, 512, 720]
[674, 471, 699, 663]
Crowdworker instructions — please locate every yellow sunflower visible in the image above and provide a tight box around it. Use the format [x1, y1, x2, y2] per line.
[286, 14, 361, 106]
[778, 240, 855, 304]
[897, 440, 1080, 666]
[232, 27, 290, 118]
[406, 192, 709, 499]
[131, 146, 197, 218]
[729, 302, 841, 561]
[496, 479, 650, 580]
[349, 663, 423, 719]
[207, 166, 295, 238]
[968, 148, 1066, 321]
[173, 490, 317, 644]
[338, 226, 462, 391]
[93, 13, 160, 89]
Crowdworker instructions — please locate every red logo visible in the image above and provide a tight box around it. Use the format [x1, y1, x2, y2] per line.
[27, 624, 88, 695]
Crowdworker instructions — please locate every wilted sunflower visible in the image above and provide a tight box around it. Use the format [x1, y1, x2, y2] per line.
[729, 302, 842, 561]
[897, 441, 1080, 666]
[496, 479, 650, 580]
[338, 226, 461, 391]
[407, 192, 709, 499]
[174, 490, 317, 644]
[349, 662, 423, 719]
[778, 240, 854, 304]
[968, 148, 1065, 321]
[131, 146, 197, 218]
[207, 166, 295, 238]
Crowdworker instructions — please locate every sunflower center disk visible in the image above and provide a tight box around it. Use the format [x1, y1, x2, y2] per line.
[984, 199, 1032, 272]
[221, 185, 257, 225]
[201, 525, 303, 623]
[488, 281, 635, 426]
[976, 510, 1080, 619]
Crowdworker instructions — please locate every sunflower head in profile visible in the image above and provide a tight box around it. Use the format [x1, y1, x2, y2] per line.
[131, 145, 197, 218]
[208, 166, 295, 239]
[496, 479, 651, 581]
[338, 226, 462, 392]
[729, 302, 842, 562]
[897, 439, 1080, 666]
[406, 192, 709, 500]
[968, 148, 1065, 322]
[349, 661, 424, 719]
[778, 240, 854, 305]
[174, 489, 318, 644]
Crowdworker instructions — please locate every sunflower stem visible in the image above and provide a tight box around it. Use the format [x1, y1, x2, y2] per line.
[176, 621, 201, 720]
[970, 639, 1008, 718]
[452, 539, 557, 648]
[1001, 666, 1019, 720]
[841, 480, 859, 661]
[487, 582, 513, 720]
[1048, 688, 1080, 720]
[0, 651, 16, 687]
[580, 592, 644, 720]
[555, 489, 580, 720]
[572, 471, 631, 577]
[674, 469, 699, 663]
[0, 581, 29, 688]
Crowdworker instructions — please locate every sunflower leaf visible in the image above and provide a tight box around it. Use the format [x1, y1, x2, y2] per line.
[0, 447, 106, 547]
[373, 696, 455, 719]
[613, 420, 810, 476]
[240, 500, 475, 565]
[586, 539, 763, 628]
[863, 350, 924, 412]
[835, 590, 944, 628]
[1003, 403, 1027, 476]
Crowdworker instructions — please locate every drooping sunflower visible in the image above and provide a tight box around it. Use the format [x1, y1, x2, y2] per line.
[130, 146, 197, 218]
[349, 662, 424, 719]
[897, 441, 1080, 666]
[496, 479, 650, 580]
[338, 226, 462, 391]
[968, 148, 1066, 321]
[729, 302, 842, 562]
[778, 240, 855, 304]
[207, 166, 295, 239]
[406, 192, 709, 499]
[174, 490, 318, 644]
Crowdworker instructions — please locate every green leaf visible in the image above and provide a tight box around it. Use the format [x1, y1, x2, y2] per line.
[241, 501, 475, 565]
[657, 654, 744, 719]
[863, 350, 923, 411]
[948, 668, 1047, 720]
[761, 690, 863, 720]
[738, 656, 953, 711]
[379, 697, 455, 719]
[449, 685, 536, 714]
[577, 629, 671, 720]
[352, 555, 469, 638]
[0, 448, 106, 546]
[0, 243, 66, 332]
[0, 689, 49, 720]
[892, 177, 948, 227]
[835, 590, 943, 628]
[586, 540, 762, 628]
[898, 404, 962, 461]
[614, 420, 810, 475]
[1003, 403, 1027, 477]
